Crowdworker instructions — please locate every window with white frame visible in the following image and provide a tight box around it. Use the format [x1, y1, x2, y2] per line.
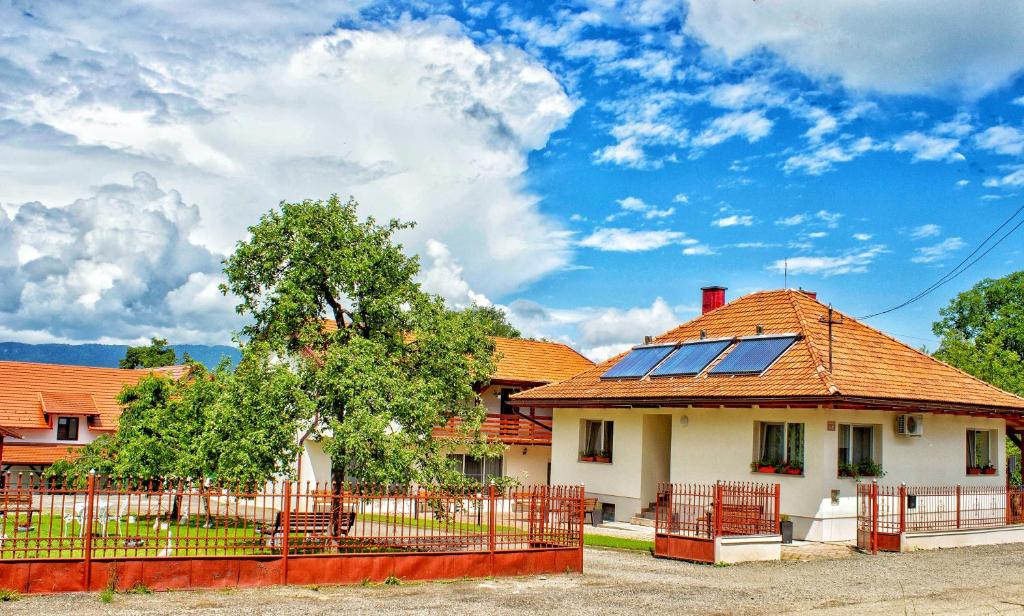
[580, 419, 614, 462]
[754, 422, 805, 470]
[838, 424, 882, 476]
[447, 454, 503, 484]
[966, 429, 995, 470]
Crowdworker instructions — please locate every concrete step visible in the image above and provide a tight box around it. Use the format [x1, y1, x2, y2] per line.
[629, 516, 657, 527]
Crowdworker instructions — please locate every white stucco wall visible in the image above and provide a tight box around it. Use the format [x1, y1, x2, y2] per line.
[298, 438, 333, 485]
[13, 423, 104, 446]
[504, 445, 550, 485]
[551, 405, 1007, 540]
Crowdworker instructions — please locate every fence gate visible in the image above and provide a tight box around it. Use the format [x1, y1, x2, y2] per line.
[855, 482, 877, 554]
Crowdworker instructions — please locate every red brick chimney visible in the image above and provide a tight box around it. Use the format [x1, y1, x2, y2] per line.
[701, 286, 727, 314]
[798, 289, 817, 300]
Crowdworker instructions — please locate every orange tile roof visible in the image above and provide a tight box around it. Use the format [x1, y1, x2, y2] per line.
[491, 337, 595, 385]
[2, 443, 82, 465]
[0, 362, 178, 431]
[513, 289, 1024, 414]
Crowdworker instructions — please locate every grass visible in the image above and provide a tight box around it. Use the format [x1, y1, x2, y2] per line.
[0, 588, 21, 602]
[98, 588, 114, 603]
[583, 534, 654, 552]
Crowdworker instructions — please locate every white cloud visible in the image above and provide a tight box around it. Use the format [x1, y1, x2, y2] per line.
[0, 173, 237, 343]
[673, 193, 690, 204]
[816, 210, 843, 228]
[578, 227, 689, 252]
[420, 239, 491, 308]
[613, 196, 675, 219]
[911, 237, 966, 264]
[956, 179, 970, 188]
[983, 165, 1024, 188]
[775, 214, 806, 226]
[852, 233, 873, 241]
[768, 245, 887, 277]
[712, 215, 754, 228]
[974, 125, 1024, 156]
[893, 132, 964, 162]
[0, 12, 578, 338]
[910, 224, 942, 240]
[782, 136, 880, 175]
[693, 110, 773, 147]
[807, 231, 828, 239]
[682, 244, 716, 256]
[684, 0, 1024, 98]
[593, 137, 650, 168]
[1015, 95, 1024, 106]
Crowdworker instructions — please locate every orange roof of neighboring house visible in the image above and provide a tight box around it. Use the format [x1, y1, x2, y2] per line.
[0, 362, 183, 431]
[1, 443, 82, 465]
[491, 337, 595, 385]
[513, 289, 1024, 415]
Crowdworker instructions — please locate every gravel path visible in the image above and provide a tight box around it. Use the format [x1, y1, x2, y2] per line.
[7, 543, 1024, 615]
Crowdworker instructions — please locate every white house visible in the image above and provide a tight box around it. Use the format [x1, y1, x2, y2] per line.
[511, 287, 1024, 542]
[0, 361, 185, 475]
[296, 336, 594, 486]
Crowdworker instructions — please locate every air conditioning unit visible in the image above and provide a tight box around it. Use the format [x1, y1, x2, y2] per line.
[896, 414, 924, 436]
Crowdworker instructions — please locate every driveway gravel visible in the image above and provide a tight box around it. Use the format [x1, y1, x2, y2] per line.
[7, 543, 1024, 615]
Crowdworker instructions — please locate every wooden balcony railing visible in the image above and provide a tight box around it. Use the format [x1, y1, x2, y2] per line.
[433, 413, 552, 445]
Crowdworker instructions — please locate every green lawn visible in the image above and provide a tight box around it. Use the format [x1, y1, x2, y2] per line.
[583, 534, 654, 552]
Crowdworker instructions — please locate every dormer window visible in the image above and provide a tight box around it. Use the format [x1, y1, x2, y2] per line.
[57, 416, 80, 441]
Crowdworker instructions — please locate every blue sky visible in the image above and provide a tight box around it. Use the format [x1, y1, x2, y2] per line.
[1, 1, 1023, 360]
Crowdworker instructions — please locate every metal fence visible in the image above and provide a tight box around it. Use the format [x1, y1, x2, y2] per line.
[857, 482, 1024, 553]
[0, 473, 583, 561]
[654, 481, 780, 539]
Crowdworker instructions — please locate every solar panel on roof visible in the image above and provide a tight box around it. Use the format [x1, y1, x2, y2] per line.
[709, 335, 798, 375]
[650, 340, 731, 377]
[601, 345, 675, 379]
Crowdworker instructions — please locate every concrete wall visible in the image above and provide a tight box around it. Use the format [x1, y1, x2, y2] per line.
[298, 438, 333, 485]
[902, 526, 1024, 551]
[504, 445, 550, 485]
[13, 423, 104, 446]
[552, 405, 1006, 538]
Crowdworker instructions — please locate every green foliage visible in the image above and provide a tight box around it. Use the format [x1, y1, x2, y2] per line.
[0, 588, 20, 602]
[48, 345, 306, 485]
[461, 305, 521, 338]
[583, 535, 652, 552]
[383, 575, 402, 586]
[119, 337, 177, 369]
[99, 588, 114, 603]
[932, 271, 1024, 397]
[838, 461, 885, 478]
[221, 196, 502, 485]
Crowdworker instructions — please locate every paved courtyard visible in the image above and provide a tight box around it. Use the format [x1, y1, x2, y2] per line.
[8, 542, 1024, 614]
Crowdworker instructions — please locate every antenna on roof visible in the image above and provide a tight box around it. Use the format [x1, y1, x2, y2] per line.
[784, 258, 788, 289]
[818, 304, 845, 372]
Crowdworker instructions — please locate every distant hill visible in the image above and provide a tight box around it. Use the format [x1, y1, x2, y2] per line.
[0, 342, 241, 370]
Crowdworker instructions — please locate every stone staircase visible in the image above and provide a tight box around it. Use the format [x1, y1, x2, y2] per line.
[629, 499, 660, 527]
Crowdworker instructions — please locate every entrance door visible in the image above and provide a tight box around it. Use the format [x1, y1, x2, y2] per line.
[640, 415, 672, 511]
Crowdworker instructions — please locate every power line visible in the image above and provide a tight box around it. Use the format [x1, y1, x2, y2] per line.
[858, 203, 1024, 320]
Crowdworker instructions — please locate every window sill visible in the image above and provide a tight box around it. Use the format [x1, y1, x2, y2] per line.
[578, 459, 613, 465]
[751, 471, 804, 477]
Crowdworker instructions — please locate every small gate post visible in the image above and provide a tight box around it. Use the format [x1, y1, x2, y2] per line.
[713, 482, 723, 538]
[578, 483, 585, 571]
[83, 469, 97, 589]
[774, 483, 782, 534]
[281, 481, 291, 584]
[898, 483, 907, 534]
[870, 480, 879, 555]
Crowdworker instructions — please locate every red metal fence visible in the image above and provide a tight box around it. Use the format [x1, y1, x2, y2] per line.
[653, 481, 780, 563]
[857, 482, 1024, 553]
[0, 473, 583, 593]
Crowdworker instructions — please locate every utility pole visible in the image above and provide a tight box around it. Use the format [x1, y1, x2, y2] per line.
[819, 304, 844, 372]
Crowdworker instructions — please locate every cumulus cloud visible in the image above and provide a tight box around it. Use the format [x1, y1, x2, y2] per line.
[420, 239, 491, 308]
[611, 196, 674, 220]
[769, 245, 887, 276]
[775, 214, 806, 226]
[911, 237, 966, 264]
[578, 227, 692, 251]
[713, 215, 754, 228]
[974, 125, 1024, 156]
[983, 165, 1024, 188]
[893, 132, 964, 162]
[910, 224, 942, 240]
[0, 9, 578, 342]
[693, 110, 773, 148]
[0, 173, 236, 343]
[852, 233, 873, 241]
[684, 0, 1024, 98]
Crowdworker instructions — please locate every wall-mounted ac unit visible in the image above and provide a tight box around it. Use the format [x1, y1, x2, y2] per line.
[896, 414, 924, 436]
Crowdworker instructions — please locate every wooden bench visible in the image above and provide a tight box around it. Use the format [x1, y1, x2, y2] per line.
[0, 493, 40, 523]
[266, 509, 356, 548]
[719, 503, 769, 535]
[582, 498, 600, 526]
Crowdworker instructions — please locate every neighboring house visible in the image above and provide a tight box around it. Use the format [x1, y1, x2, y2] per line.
[297, 337, 595, 486]
[511, 287, 1024, 541]
[0, 361, 183, 474]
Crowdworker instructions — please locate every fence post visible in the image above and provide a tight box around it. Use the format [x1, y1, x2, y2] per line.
[713, 482, 723, 538]
[899, 483, 907, 534]
[956, 484, 961, 529]
[83, 469, 97, 589]
[774, 483, 781, 534]
[488, 481, 496, 556]
[281, 481, 291, 585]
[578, 483, 585, 571]
[870, 480, 879, 555]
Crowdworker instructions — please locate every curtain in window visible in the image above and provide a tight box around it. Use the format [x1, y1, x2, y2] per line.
[761, 423, 785, 462]
[787, 423, 805, 466]
[852, 426, 873, 464]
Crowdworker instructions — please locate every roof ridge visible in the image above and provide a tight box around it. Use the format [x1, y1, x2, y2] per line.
[786, 291, 840, 396]
[821, 300, 1024, 404]
[0, 360, 173, 374]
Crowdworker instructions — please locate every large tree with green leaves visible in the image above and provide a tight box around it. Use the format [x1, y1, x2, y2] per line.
[221, 196, 502, 486]
[932, 271, 1024, 397]
[119, 337, 177, 369]
[48, 344, 308, 488]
